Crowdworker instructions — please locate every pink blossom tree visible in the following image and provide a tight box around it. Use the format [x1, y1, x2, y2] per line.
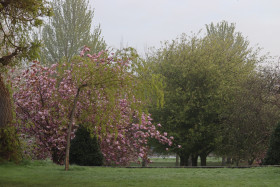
[13, 61, 77, 164]
[97, 99, 173, 166]
[12, 47, 170, 169]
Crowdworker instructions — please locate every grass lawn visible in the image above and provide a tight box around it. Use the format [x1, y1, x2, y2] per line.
[1, 160, 280, 186]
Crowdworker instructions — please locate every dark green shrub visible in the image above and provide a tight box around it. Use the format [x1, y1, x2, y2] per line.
[263, 122, 280, 165]
[0, 125, 22, 163]
[70, 126, 103, 166]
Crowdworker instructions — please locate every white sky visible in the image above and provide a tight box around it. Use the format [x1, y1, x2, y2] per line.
[90, 0, 280, 57]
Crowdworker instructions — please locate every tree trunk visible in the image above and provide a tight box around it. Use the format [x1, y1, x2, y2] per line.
[226, 157, 231, 165]
[222, 156, 226, 166]
[235, 159, 239, 166]
[180, 155, 186, 166]
[52, 148, 64, 165]
[180, 153, 190, 166]
[232, 158, 240, 166]
[176, 154, 179, 166]
[200, 153, 207, 166]
[188, 156, 192, 166]
[0, 75, 13, 128]
[231, 158, 235, 165]
[142, 157, 147, 167]
[65, 116, 74, 170]
[141, 152, 148, 167]
[0, 75, 18, 161]
[191, 154, 198, 166]
[248, 158, 255, 165]
[65, 85, 86, 171]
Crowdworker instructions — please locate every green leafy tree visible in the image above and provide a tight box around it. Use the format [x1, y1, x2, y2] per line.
[0, 0, 52, 162]
[41, 0, 106, 64]
[149, 21, 258, 166]
[13, 45, 164, 170]
[0, 0, 52, 66]
[217, 71, 280, 165]
[88, 24, 107, 54]
[0, 0, 52, 127]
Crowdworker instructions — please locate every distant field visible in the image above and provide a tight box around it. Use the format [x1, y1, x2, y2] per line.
[1, 160, 280, 187]
[144, 156, 223, 167]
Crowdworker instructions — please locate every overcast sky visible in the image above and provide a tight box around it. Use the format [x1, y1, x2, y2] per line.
[90, 0, 280, 57]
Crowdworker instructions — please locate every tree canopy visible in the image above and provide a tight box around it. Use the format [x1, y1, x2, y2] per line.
[148, 21, 260, 166]
[0, 0, 52, 67]
[12, 46, 170, 169]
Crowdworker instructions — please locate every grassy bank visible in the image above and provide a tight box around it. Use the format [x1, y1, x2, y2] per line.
[1, 160, 280, 186]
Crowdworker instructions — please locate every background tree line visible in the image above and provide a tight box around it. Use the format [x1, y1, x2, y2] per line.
[147, 21, 280, 166]
[1, 0, 280, 168]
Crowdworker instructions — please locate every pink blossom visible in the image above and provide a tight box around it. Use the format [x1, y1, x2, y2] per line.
[11, 51, 173, 166]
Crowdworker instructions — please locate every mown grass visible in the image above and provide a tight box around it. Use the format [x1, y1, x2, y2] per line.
[1, 160, 280, 186]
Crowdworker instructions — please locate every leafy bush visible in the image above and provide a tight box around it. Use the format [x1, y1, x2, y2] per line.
[0, 125, 22, 163]
[69, 126, 103, 166]
[263, 122, 280, 165]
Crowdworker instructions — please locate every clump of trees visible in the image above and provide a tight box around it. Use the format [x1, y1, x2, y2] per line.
[1, 0, 280, 169]
[148, 21, 280, 166]
[2, 0, 172, 169]
[12, 47, 173, 169]
[216, 70, 280, 165]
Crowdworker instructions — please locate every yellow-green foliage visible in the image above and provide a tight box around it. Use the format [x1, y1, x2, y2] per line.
[0, 125, 22, 163]
[148, 21, 259, 159]
[0, 75, 22, 163]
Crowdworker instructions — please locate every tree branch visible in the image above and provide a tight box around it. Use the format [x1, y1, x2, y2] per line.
[0, 47, 19, 66]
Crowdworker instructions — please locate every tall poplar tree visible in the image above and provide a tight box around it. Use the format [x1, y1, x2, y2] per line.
[41, 0, 106, 64]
